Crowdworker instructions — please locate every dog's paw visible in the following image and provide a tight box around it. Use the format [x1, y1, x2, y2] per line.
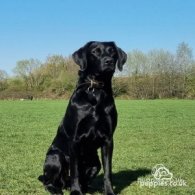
[104, 192, 116, 195]
[104, 189, 116, 195]
[70, 190, 83, 195]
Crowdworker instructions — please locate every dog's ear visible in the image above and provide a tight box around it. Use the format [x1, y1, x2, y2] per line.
[113, 43, 127, 71]
[116, 47, 127, 71]
[72, 41, 94, 71]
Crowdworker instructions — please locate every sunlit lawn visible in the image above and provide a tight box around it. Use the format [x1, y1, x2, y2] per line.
[0, 100, 194, 194]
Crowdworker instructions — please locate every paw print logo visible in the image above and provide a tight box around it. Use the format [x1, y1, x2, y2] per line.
[152, 164, 173, 181]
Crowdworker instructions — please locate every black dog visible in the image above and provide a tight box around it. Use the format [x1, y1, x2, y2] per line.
[38, 41, 127, 195]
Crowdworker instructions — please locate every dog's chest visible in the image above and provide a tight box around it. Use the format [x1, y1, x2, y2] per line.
[68, 89, 117, 145]
[78, 94, 115, 144]
[86, 89, 102, 105]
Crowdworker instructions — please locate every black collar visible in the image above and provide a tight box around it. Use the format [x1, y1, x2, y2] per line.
[76, 77, 104, 91]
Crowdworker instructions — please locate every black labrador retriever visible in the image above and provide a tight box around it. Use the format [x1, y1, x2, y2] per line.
[38, 41, 127, 195]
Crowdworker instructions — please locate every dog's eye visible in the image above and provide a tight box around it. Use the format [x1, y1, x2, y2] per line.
[108, 48, 114, 52]
[107, 47, 116, 56]
[91, 48, 101, 56]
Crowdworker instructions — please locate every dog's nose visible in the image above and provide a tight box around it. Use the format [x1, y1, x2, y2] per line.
[104, 58, 114, 65]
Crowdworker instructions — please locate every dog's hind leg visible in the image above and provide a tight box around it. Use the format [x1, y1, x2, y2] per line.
[78, 151, 101, 193]
[85, 152, 101, 180]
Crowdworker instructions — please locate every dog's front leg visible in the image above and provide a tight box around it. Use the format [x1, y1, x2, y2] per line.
[101, 139, 115, 195]
[70, 143, 83, 195]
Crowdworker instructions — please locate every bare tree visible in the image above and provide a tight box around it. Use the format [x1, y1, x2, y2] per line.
[127, 50, 148, 76]
[0, 69, 8, 91]
[176, 42, 193, 97]
[13, 59, 41, 89]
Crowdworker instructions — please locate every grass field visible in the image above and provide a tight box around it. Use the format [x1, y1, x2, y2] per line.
[0, 100, 195, 195]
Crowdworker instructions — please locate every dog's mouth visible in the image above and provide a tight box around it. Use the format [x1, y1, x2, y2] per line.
[102, 66, 115, 73]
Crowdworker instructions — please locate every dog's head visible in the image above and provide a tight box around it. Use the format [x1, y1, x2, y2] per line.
[72, 41, 127, 74]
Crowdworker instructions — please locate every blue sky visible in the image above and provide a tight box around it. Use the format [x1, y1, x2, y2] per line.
[0, 0, 195, 75]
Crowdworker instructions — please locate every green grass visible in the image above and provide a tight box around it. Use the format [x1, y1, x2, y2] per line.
[0, 100, 194, 195]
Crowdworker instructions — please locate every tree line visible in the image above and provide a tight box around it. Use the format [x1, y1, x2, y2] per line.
[0, 42, 194, 99]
